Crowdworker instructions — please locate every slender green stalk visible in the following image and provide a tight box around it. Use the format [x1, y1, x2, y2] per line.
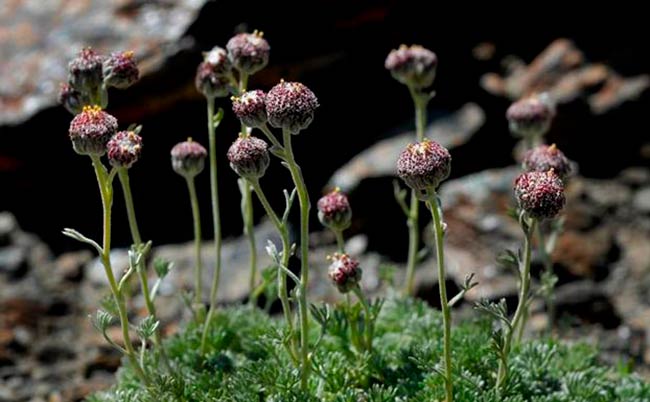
[185, 177, 203, 306]
[90, 156, 150, 386]
[426, 194, 452, 402]
[200, 97, 223, 355]
[403, 87, 428, 295]
[249, 179, 297, 360]
[346, 294, 362, 351]
[282, 128, 311, 390]
[352, 286, 373, 353]
[496, 219, 536, 392]
[117, 169, 170, 371]
[334, 230, 345, 253]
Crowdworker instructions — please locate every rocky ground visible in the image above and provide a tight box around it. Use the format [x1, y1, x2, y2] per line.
[2, 166, 650, 401]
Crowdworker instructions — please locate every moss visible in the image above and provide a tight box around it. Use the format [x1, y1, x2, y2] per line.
[88, 297, 650, 402]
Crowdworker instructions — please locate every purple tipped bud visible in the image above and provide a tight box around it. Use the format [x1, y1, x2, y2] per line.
[171, 139, 207, 178]
[227, 135, 270, 180]
[107, 131, 143, 168]
[232, 90, 267, 127]
[328, 253, 362, 293]
[397, 139, 452, 199]
[103, 51, 139, 89]
[317, 188, 352, 232]
[68, 48, 104, 94]
[226, 31, 270, 74]
[58, 83, 87, 115]
[522, 144, 572, 180]
[266, 81, 319, 134]
[506, 96, 554, 138]
[195, 48, 233, 99]
[514, 170, 566, 220]
[68, 106, 118, 156]
[385, 45, 438, 89]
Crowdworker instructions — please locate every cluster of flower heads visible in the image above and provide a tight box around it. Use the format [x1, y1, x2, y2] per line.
[59, 48, 139, 114]
[62, 49, 143, 168]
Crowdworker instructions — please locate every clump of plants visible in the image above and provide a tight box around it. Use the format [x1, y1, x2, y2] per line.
[57, 37, 648, 401]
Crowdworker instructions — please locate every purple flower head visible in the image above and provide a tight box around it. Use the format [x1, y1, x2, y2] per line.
[317, 188, 352, 232]
[107, 130, 143, 169]
[266, 80, 319, 134]
[514, 170, 566, 220]
[171, 138, 207, 178]
[103, 51, 139, 89]
[58, 83, 87, 115]
[68, 47, 104, 94]
[227, 134, 270, 180]
[328, 253, 362, 293]
[506, 96, 554, 138]
[226, 31, 270, 74]
[397, 139, 451, 199]
[385, 45, 438, 89]
[68, 105, 118, 156]
[522, 144, 572, 181]
[195, 47, 233, 99]
[232, 90, 267, 128]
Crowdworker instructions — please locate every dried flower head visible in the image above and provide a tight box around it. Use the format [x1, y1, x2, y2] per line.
[385, 44, 438, 89]
[103, 51, 139, 89]
[107, 130, 143, 168]
[327, 253, 362, 293]
[195, 48, 233, 98]
[397, 139, 452, 199]
[227, 134, 270, 180]
[226, 31, 270, 74]
[317, 188, 352, 232]
[68, 105, 118, 156]
[232, 90, 267, 128]
[171, 138, 207, 178]
[68, 48, 104, 94]
[266, 80, 319, 134]
[506, 96, 554, 138]
[514, 170, 566, 220]
[522, 144, 572, 180]
[58, 83, 87, 115]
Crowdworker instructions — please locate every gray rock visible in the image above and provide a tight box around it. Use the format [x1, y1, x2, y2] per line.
[633, 186, 650, 213]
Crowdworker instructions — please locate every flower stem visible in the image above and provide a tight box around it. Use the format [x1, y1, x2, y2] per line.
[496, 218, 536, 392]
[426, 194, 452, 402]
[185, 176, 203, 306]
[200, 97, 223, 355]
[249, 179, 297, 360]
[90, 156, 150, 386]
[282, 128, 311, 390]
[403, 86, 428, 295]
[352, 286, 373, 353]
[334, 230, 345, 253]
[117, 168, 170, 371]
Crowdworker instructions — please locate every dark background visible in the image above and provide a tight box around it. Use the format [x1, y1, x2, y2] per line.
[1, 1, 648, 256]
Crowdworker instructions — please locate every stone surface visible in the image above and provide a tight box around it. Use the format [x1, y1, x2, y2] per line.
[0, 0, 206, 126]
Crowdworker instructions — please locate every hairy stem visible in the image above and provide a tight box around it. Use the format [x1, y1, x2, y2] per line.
[352, 286, 373, 353]
[200, 97, 223, 355]
[426, 194, 452, 402]
[90, 156, 150, 386]
[335, 229, 345, 253]
[185, 177, 203, 306]
[117, 168, 170, 371]
[282, 128, 311, 390]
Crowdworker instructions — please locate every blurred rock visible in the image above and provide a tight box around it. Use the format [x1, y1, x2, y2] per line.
[481, 38, 649, 114]
[0, 0, 206, 125]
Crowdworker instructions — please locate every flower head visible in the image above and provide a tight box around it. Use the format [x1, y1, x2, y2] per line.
[195, 47, 233, 99]
[226, 31, 270, 74]
[232, 90, 267, 128]
[385, 45, 438, 89]
[266, 80, 319, 134]
[107, 130, 143, 168]
[317, 188, 352, 232]
[506, 96, 554, 138]
[171, 138, 207, 178]
[103, 51, 139, 89]
[227, 134, 270, 180]
[397, 139, 451, 199]
[58, 83, 87, 115]
[328, 253, 362, 293]
[522, 144, 572, 180]
[68, 105, 118, 156]
[68, 48, 104, 94]
[514, 170, 566, 220]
